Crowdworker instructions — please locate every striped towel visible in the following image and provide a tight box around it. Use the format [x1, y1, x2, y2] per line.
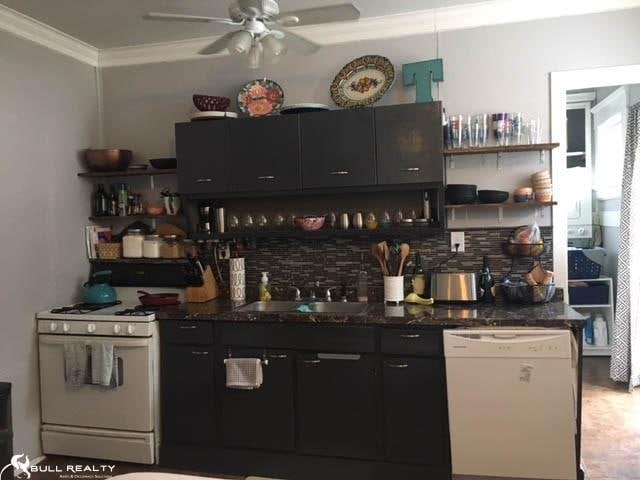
[224, 358, 263, 390]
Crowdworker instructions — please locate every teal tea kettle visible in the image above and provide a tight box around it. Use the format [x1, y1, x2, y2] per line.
[84, 270, 117, 304]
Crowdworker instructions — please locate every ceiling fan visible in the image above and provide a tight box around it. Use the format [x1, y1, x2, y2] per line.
[143, 0, 361, 69]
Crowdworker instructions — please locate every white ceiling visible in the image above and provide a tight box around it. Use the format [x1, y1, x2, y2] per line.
[0, 0, 484, 49]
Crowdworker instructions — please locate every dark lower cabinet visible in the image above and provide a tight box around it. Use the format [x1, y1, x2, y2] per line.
[297, 353, 378, 459]
[218, 348, 295, 451]
[162, 345, 215, 443]
[375, 102, 443, 184]
[382, 357, 447, 465]
[300, 109, 376, 188]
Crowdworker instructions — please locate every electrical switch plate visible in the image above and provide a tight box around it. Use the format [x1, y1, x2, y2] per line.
[450, 231, 465, 252]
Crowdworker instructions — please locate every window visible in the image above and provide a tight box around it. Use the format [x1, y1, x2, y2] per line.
[592, 87, 627, 200]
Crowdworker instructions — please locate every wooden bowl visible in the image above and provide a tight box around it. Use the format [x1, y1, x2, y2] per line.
[84, 149, 132, 172]
[193, 94, 231, 112]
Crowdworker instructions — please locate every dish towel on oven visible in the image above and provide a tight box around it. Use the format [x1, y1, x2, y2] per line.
[64, 342, 88, 387]
[224, 358, 263, 390]
[90, 341, 117, 387]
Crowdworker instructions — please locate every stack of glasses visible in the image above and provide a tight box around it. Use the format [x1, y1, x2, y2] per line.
[445, 112, 542, 149]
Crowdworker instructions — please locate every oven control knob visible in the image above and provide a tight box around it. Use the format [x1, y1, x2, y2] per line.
[49, 322, 58, 332]
[127, 324, 136, 335]
[62, 323, 70, 333]
[87, 323, 97, 333]
[113, 324, 122, 334]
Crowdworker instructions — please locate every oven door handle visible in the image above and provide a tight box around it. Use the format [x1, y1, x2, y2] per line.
[39, 336, 151, 348]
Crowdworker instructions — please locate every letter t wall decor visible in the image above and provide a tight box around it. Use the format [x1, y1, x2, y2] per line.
[403, 59, 444, 103]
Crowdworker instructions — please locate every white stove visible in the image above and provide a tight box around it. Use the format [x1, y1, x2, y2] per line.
[35, 289, 174, 464]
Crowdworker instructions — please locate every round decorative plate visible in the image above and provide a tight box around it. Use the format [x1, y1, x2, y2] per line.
[330, 55, 395, 108]
[237, 79, 284, 117]
[280, 103, 330, 115]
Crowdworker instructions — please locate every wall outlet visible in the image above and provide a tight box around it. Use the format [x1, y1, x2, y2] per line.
[451, 231, 465, 252]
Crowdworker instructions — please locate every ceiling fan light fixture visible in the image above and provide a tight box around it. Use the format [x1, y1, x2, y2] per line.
[247, 42, 263, 69]
[228, 30, 254, 55]
[261, 33, 287, 59]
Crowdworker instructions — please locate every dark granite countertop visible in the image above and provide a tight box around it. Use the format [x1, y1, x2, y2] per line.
[156, 298, 586, 328]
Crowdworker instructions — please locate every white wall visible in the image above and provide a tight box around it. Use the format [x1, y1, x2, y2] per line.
[0, 30, 98, 457]
[100, 8, 640, 229]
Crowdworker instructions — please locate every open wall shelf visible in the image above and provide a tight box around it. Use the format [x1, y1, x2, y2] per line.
[78, 169, 176, 178]
[443, 143, 560, 156]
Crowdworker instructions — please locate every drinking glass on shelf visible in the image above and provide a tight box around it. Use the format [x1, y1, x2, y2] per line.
[510, 112, 523, 144]
[462, 116, 471, 148]
[228, 214, 239, 231]
[272, 213, 285, 229]
[492, 113, 508, 146]
[256, 213, 268, 230]
[241, 213, 254, 230]
[380, 211, 392, 228]
[470, 114, 489, 147]
[449, 115, 463, 148]
[526, 117, 542, 144]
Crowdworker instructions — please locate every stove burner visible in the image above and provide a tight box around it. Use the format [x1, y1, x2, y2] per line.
[51, 301, 121, 314]
[114, 305, 157, 316]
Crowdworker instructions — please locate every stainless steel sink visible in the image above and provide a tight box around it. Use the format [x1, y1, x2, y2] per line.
[236, 301, 368, 315]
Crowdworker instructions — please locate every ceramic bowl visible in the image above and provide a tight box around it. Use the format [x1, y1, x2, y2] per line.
[478, 190, 509, 204]
[531, 170, 551, 181]
[294, 216, 326, 231]
[147, 206, 166, 216]
[514, 187, 534, 202]
[193, 94, 231, 112]
[533, 179, 552, 189]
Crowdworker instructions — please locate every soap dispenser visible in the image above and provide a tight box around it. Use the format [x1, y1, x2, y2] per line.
[259, 271, 272, 302]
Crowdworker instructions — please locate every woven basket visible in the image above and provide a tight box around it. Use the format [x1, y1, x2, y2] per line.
[97, 242, 122, 260]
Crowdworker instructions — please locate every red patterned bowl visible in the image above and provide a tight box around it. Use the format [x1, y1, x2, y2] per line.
[294, 216, 326, 231]
[193, 94, 231, 112]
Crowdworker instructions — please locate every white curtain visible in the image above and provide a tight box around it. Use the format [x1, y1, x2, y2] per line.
[610, 101, 640, 390]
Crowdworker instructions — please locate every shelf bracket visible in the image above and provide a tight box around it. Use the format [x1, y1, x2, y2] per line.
[448, 155, 455, 169]
[149, 174, 155, 190]
[539, 150, 545, 166]
[537, 206, 545, 219]
[450, 209, 456, 222]
[496, 152, 503, 171]
[464, 207, 469, 220]
[498, 206, 504, 223]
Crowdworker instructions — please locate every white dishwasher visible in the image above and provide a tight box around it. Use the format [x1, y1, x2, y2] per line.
[444, 329, 577, 480]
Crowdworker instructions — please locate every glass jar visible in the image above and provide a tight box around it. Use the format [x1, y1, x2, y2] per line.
[123, 229, 144, 258]
[160, 235, 184, 259]
[142, 234, 161, 258]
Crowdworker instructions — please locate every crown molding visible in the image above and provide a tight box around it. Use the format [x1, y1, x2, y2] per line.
[0, 0, 639, 68]
[0, 3, 98, 66]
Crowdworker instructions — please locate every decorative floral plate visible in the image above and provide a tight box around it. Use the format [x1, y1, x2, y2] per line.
[330, 55, 395, 108]
[237, 79, 284, 117]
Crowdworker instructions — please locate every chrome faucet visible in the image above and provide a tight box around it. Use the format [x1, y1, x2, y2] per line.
[325, 287, 340, 302]
[289, 286, 302, 301]
[309, 280, 320, 301]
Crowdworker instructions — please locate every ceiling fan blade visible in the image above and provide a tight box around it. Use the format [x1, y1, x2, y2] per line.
[198, 31, 239, 55]
[273, 3, 360, 27]
[271, 28, 320, 55]
[143, 12, 239, 25]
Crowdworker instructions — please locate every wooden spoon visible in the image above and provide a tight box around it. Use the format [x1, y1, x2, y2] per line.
[397, 243, 410, 276]
[380, 241, 390, 274]
[371, 244, 389, 276]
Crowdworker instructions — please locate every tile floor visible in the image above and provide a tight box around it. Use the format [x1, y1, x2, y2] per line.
[29, 358, 639, 480]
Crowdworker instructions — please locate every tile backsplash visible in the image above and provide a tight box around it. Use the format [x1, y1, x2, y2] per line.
[206, 227, 553, 300]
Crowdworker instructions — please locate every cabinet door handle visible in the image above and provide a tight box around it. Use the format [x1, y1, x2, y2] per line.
[302, 359, 321, 364]
[401, 167, 421, 172]
[399, 334, 421, 339]
[191, 351, 209, 355]
[387, 363, 409, 369]
[269, 354, 288, 359]
[196, 178, 213, 183]
[179, 325, 197, 330]
[329, 170, 349, 176]
[257, 175, 276, 180]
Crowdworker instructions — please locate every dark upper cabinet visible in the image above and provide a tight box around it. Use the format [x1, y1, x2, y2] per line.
[297, 353, 378, 459]
[175, 121, 231, 194]
[375, 102, 443, 185]
[382, 357, 447, 465]
[300, 109, 376, 188]
[217, 348, 295, 451]
[161, 344, 216, 444]
[229, 115, 301, 192]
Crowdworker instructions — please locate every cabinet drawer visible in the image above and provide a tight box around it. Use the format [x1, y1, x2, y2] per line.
[381, 329, 441, 356]
[161, 321, 213, 345]
[219, 324, 375, 353]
